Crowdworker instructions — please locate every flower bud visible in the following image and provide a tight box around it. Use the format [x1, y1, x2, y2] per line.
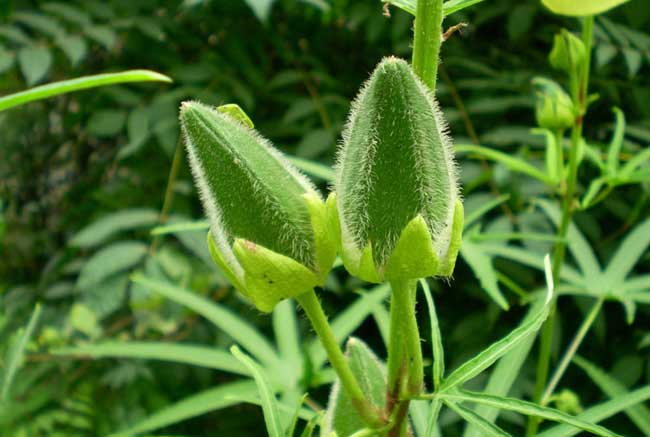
[180, 101, 336, 312]
[532, 77, 575, 130]
[335, 57, 463, 283]
[549, 30, 586, 74]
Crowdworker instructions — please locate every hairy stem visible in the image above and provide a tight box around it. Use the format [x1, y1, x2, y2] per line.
[296, 290, 384, 428]
[387, 280, 422, 436]
[527, 15, 594, 437]
[412, 0, 444, 92]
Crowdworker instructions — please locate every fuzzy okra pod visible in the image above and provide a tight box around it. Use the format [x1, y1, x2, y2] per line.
[335, 57, 463, 283]
[180, 101, 337, 312]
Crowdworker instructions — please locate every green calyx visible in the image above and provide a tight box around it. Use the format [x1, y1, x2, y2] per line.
[533, 77, 575, 131]
[182, 101, 336, 312]
[335, 57, 462, 282]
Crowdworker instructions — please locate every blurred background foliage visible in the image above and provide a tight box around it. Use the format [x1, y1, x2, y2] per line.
[0, 0, 649, 435]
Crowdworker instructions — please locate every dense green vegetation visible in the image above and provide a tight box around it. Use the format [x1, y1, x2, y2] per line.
[1, 0, 649, 435]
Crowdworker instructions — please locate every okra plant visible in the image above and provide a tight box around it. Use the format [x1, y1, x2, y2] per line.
[172, 1, 636, 436]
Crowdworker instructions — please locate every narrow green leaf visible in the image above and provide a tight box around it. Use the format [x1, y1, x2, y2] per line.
[231, 345, 283, 437]
[619, 147, 650, 178]
[444, 390, 620, 437]
[244, 0, 275, 21]
[607, 108, 626, 175]
[322, 338, 386, 437]
[131, 274, 281, 370]
[76, 241, 148, 291]
[456, 144, 553, 185]
[52, 342, 247, 376]
[420, 279, 444, 389]
[441, 256, 553, 392]
[18, 46, 52, 86]
[537, 386, 650, 437]
[536, 199, 601, 283]
[574, 356, 650, 435]
[287, 156, 335, 182]
[272, 299, 302, 382]
[445, 400, 511, 436]
[463, 317, 536, 437]
[308, 284, 390, 369]
[382, 0, 488, 16]
[602, 214, 650, 291]
[0, 70, 171, 112]
[112, 380, 258, 436]
[464, 194, 510, 229]
[460, 238, 509, 310]
[71, 209, 160, 248]
[150, 220, 209, 236]
[1, 304, 42, 400]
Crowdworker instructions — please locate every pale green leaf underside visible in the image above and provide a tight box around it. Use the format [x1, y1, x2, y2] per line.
[383, 0, 488, 17]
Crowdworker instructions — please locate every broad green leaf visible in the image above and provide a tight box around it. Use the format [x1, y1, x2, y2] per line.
[53, 342, 247, 376]
[14, 12, 64, 38]
[18, 46, 52, 86]
[456, 144, 553, 185]
[0, 70, 171, 112]
[112, 380, 258, 436]
[574, 356, 650, 435]
[322, 338, 386, 437]
[1, 304, 41, 400]
[460, 237, 509, 310]
[441, 256, 553, 392]
[445, 401, 511, 436]
[131, 274, 281, 370]
[41, 3, 92, 26]
[536, 385, 650, 437]
[82, 273, 128, 318]
[76, 241, 148, 291]
[542, 0, 630, 16]
[308, 284, 390, 369]
[420, 279, 444, 389]
[443, 390, 620, 437]
[602, 214, 650, 292]
[231, 346, 283, 437]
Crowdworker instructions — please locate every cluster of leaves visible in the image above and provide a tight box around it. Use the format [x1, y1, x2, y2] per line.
[1, 0, 649, 435]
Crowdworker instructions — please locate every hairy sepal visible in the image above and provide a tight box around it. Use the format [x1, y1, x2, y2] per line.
[437, 200, 464, 277]
[384, 215, 438, 280]
[304, 192, 337, 283]
[233, 239, 320, 313]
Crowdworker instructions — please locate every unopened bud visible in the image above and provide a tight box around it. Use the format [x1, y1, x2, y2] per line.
[533, 77, 575, 130]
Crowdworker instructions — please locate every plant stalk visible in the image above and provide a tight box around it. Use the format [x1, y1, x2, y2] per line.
[412, 0, 444, 92]
[386, 279, 423, 436]
[296, 290, 384, 428]
[527, 15, 594, 437]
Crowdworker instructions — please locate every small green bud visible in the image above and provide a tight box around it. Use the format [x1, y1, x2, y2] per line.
[181, 101, 336, 312]
[532, 77, 575, 130]
[335, 57, 463, 283]
[549, 30, 586, 74]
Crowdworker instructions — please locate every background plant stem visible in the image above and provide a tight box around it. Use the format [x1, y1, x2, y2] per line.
[412, 0, 443, 92]
[527, 15, 595, 437]
[296, 290, 384, 428]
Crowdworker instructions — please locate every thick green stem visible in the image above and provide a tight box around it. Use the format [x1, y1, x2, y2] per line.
[296, 290, 384, 428]
[386, 280, 423, 436]
[527, 16, 594, 437]
[412, 0, 443, 92]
